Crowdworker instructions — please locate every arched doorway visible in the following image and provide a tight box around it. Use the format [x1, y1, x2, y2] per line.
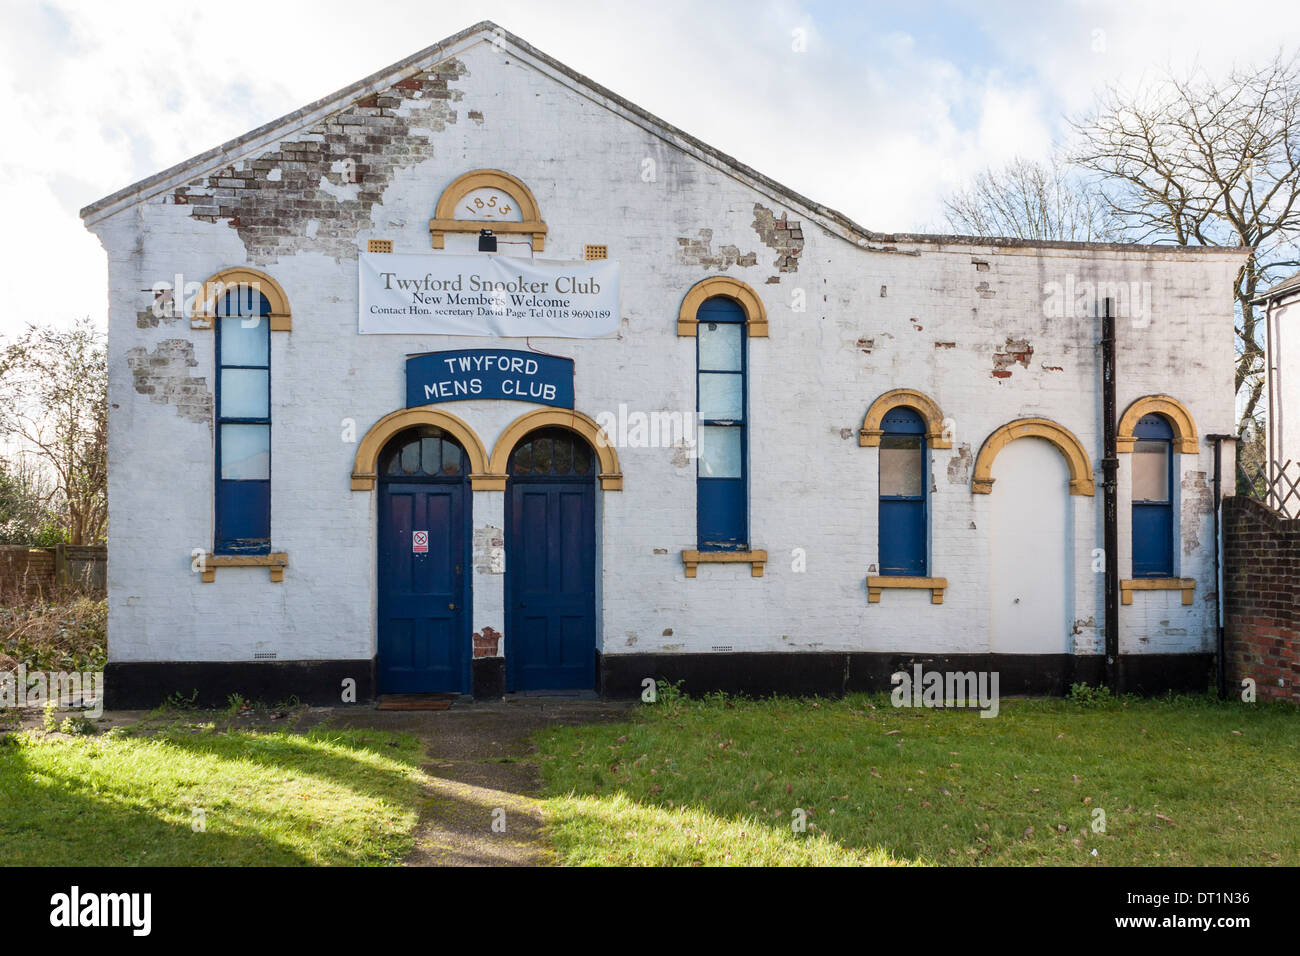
[505, 427, 597, 692]
[376, 426, 471, 694]
[989, 437, 1072, 654]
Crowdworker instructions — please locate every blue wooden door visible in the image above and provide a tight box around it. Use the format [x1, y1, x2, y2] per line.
[505, 430, 597, 692]
[377, 429, 470, 694]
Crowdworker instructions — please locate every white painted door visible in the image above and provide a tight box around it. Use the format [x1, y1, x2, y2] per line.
[989, 437, 1071, 654]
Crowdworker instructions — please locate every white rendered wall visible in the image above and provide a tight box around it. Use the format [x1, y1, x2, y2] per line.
[1271, 298, 1300, 471]
[87, 36, 1245, 667]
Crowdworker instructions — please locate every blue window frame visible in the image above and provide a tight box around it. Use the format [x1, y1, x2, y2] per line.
[696, 296, 747, 550]
[878, 407, 926, 576]
[1131, 413, 1173, 577]
[215, 287, 271, 555]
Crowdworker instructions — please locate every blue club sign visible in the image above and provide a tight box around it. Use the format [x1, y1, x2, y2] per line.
[406, 349, 575, 409]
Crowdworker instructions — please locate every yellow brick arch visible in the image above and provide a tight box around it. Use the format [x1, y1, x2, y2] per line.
[971, 417, 1095, 496]
[676, 276, 769, 337]
[190, 267, 292, 330]
[1117, 395, 1198, 454]
[350, 407, 491, 491]
[859, 388, 951, 449]
[430, 168, 547, 251]
[488, 408, 623, 491]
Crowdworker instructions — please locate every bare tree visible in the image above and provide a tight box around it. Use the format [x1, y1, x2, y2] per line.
[0, 453, 62, 546]
[942, 154, 1124, 242]
[0, 318, 107, 545]
[1071, 53, 1300, 434]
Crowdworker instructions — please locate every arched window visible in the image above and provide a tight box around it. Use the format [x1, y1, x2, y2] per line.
[879, 406, 927, 575]
[215, 287, 271, 554]
[378, 427, 468, 479]
[696, 296, 747, 550]
[1132, 413, 1174, 577]
[507, 428, 596, 478]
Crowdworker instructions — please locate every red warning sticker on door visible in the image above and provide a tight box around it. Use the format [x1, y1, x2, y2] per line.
[412, 530, 428, 553]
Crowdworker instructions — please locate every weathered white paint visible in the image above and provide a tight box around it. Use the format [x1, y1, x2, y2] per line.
[82, 25, 1247, 674]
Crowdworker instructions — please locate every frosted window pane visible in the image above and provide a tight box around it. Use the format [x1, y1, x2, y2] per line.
[220, 369, 268, 419]
[700, 372, 743, 420]
[698, 322, 741, 370]
[420, 437, 441, 475]
[221, 424, 270, 480]
[534, 437, 553, 473]
[219, 316, 269, 367]
[699, 426, 742, 478]
[880, 436, 923, 497]
[553, 435, 573, 474]
[1133, 441, 1169, 501]
[573, 440, 592, 475]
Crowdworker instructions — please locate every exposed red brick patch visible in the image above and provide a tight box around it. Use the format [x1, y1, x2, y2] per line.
[752, 203, 804, 276]
[172, 59, 468, 264]
[473, 625, 502, 659]
[991, 337, 1033, 380]
[676, 229, 758, 270]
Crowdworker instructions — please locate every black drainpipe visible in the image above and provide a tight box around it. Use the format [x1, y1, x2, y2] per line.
[1101, 297, 1120, 692]
[1207, 433, 1233, 699]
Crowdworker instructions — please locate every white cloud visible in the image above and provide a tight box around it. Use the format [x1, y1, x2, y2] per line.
[1, 0, 1297, 339]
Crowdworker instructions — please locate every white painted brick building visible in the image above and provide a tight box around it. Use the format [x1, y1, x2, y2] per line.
[1259, 271, 1300, 474]
[82, 22, 1247, 706]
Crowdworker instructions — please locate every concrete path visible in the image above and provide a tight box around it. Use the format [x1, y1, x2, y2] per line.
[324, 698, 633, 866]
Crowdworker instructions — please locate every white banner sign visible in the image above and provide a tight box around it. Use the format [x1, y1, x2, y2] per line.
[359, 252, 620, 337]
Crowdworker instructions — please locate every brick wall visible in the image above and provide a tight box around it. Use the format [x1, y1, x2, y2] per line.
[0, 545, 107, 600]
[1223, 495, 1300, 703]
[0, 547, 56, 598]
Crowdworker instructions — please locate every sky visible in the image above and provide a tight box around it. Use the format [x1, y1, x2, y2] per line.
[2, 0, 1298, 339]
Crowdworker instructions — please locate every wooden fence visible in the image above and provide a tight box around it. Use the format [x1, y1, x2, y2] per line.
[1237, 459, 1300, 519]
[0, 544, 106, 599]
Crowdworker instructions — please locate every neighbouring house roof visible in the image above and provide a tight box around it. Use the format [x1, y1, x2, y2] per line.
[1253, 269, 1300, 303]
[80, 21, 1250, 260]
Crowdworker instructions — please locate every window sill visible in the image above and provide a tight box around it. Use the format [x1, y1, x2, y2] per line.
[200, 552, 288, 582]
[866, 575, 947, 604]
[682, 550, 767, 578]
[1120, 577, 1194, 605]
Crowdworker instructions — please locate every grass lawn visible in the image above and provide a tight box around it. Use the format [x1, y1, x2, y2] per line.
[0, 720, 427, 865]
[536, 690, 1300, 866]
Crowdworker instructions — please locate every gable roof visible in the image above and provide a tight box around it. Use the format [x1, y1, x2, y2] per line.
[80, 21, 1248, 259]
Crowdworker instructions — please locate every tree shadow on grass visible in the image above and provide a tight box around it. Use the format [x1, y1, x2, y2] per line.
[0, 726, 427, 866]
[144, 724, 424, 805]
